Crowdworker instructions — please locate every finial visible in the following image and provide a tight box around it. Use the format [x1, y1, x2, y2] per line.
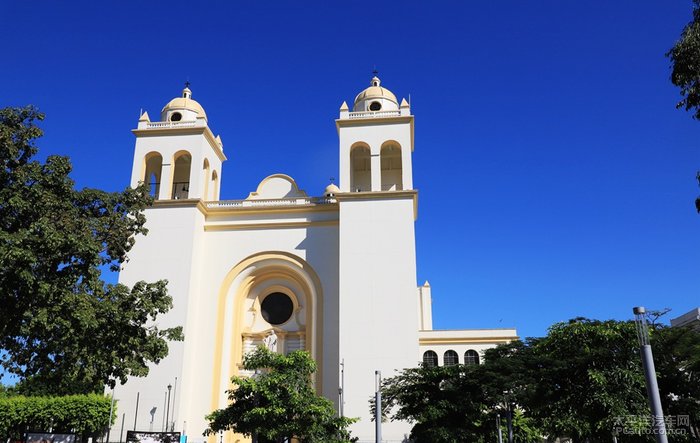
[370, 67, 380, 87]
[182, 80, 192, 99]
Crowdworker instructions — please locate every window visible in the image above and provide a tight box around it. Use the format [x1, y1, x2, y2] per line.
[172, 152, 191, 199]
[369, 101, 381, 111]
[350, 144, 371, 192]
[380, 142, 402, 191]
[443, 350, 459, 366]
[144, 153, 163, 199]
[170, 112, 182, 122]
[260, 292, 294, 325]
[422, 350, 438, 368]
[465, 350, 480, 365]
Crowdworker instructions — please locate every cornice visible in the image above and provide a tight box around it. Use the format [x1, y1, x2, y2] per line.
[336, 189, 418, 220]
[132, 126, 227, 162]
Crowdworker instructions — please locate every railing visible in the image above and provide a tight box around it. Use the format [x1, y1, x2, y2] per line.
[172, 182, 189, 199]
[207, 196, 336, 209]
[347, 110, 401, 119]
[145, 121, 197, 129]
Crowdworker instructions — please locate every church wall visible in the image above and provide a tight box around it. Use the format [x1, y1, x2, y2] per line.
[111, 204, 341, 442]
[338, 195, 419, 442]
[115, 204, 204, 435]
[190, 220, 340, 442]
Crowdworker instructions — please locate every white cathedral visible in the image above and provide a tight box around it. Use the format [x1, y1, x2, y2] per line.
[112, 77, 518, 443]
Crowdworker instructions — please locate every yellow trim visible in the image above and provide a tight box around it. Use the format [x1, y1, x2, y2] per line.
[419, 336, 519, 345]
[210, 251, 325, 443]
[132, 125, 227, 162]
[149, 199, 339, 218]
[206, 203, 338, 216]
[336, 189, 418, 220]
[335, 115, 415, 152]
[204, 220, 338, 231]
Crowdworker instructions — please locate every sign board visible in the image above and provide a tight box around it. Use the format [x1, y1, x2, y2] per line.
[26, 433, 77, 443]
[126, 431, 182, 443]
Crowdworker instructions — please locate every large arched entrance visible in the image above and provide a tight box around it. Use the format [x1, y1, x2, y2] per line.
[210, 251, 324, 442]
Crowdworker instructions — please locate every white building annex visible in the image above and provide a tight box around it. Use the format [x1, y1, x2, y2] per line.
[111, 77, 518, 443]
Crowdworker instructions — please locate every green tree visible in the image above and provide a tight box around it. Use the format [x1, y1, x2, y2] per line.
[376, 355, 542, 443]
[0, 106, 182, 395]
[376, 364, 487, 443]
[523, 319, 650, 443]
[653, 324, 700, 440]
[668, 0, 700, 120]
[205, 347, 356, 443]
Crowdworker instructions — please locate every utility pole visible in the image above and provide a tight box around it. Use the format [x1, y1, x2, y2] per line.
[503, 391, 513, 443]
[106, 387, 115, 443]
[375, 371, 382, 443]
[496, 413, 503, 443]
[339, 359, 345, 417]
[633, 306, 669, 443]
[165, 384, 172, 433]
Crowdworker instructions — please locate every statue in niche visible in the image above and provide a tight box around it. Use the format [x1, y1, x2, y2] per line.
[263, 329, 278, 353]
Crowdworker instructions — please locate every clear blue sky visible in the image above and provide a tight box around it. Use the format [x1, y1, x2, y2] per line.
[3, 1, 698, 339]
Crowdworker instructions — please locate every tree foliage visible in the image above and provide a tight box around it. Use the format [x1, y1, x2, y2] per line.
[380, 318, 700, 443]
[205, 347, 356, 443]
[668, 0, 700, 119]
[0, 106, 183, 395]
[0, 394, 113, 442]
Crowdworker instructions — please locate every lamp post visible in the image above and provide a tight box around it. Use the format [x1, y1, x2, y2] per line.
[496, 413, 503, 443]
[633, 306, 668, 443]
[165, 384, 172, 433]
[503, 391, 513, 443]
[375, 371, 382, 443]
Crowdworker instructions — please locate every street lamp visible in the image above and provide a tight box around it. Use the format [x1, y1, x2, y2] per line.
[502, 391, 514, 443]
[375, 371, 382, 443]
[633, 306, 668, 443]
[165, 384, 172, 433]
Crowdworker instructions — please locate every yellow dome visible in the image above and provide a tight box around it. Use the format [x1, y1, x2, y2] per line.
[324, 183, 341, 196]
[161, 87, 207, 120]
[353, 76, 398, 106]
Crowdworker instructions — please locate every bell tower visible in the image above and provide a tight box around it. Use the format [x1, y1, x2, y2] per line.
[130, 84, 226, 201]
[335, 75, 419, 441]
[337, 75, 413, 192]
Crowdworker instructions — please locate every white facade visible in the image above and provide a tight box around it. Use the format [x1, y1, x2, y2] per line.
[110, 79, 517, 443]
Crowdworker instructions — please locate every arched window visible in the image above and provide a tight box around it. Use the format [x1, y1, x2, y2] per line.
[202, 159, 210, 200]
[211, 170, 219, 201]
[443, 350, 459, 366]
[143, 152, 163, 199]
[465, 350, 480, 365]
[350, 144, 371, 192]
[422, 350, 438, 368]
[380, 142, 402, 191]
[172, 152, 191, 199]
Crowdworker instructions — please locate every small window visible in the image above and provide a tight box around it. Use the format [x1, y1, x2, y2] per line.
[443, 350, 459, 366]
[260, 292, 294, 325]
[422, 351, 438, 368]
[465, 350, 480, 365]
[369, 101, 381, 111]
[171, 112, 182, 122]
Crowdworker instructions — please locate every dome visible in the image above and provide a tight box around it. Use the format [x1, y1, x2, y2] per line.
[161, 86, 207, 122]
[324, 183, 341, 197]
[353, 76, 399, 112]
